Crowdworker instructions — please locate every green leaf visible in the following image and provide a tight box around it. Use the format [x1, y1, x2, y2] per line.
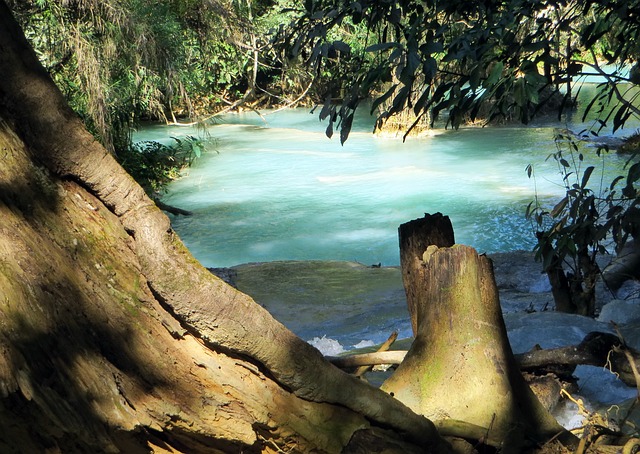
[627, 162, 640, 186]
[526, 84, 539, 104]
[365, 42, 398, 53]
[513, 78, 525, 106]
[332, 40, 351, 53]
[325, 122, 334, 139]
[525, 201, 534, 219]
[610, 175, 624, 190]
[484, 62, 504, 87]
[371, 84, 397, 114]
[340, 113, 353, 145]
[523, 40, 548, 52]
[422, 56, 437, 82]
[419, 41, 443, 55]
[613, 104, 629, 133]
[580, 166, 594, 189]
[550, 197, 568, 218]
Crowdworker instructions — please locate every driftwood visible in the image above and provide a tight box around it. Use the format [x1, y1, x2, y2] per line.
[354, 331, 397, 377]
[518, 331, 640, 387]
[329, 351, 407, 369]
[328, 331, 640, 387]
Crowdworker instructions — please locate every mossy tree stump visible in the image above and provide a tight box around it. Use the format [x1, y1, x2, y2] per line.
[382, 214, 572, 451]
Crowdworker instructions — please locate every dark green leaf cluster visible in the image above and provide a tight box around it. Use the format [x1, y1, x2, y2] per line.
[118, 136, 207, 196]
[526, 134, 640, 314]
[279, 0, 640, 141]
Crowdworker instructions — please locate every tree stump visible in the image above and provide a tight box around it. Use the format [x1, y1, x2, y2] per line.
[382, 214, 570, 451]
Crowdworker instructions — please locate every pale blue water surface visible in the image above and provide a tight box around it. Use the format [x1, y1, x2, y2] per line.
[140, 101, 632, 268]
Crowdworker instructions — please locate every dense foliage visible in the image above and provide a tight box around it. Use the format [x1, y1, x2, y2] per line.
[9, 0, 640, 313]
[280, 0, 640, 141]
[7, 0, 328, 196]
[119, 136, 206, 195]
[7, 0, 315, 154]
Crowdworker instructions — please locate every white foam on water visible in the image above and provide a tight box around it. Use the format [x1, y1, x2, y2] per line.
[308, 336, 345, 356]
[353, 340, 375, 349]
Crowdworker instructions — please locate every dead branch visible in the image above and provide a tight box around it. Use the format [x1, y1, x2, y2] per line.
[328, 331, 640, 387]
[355, 331, 397, 377]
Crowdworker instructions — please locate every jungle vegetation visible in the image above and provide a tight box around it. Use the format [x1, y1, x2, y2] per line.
[2, 1, 640, 452]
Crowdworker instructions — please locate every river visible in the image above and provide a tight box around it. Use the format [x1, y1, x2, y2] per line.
[139, 104, 632, 268]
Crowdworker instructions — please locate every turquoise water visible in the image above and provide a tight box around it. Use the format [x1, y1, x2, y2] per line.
[138, 99, 633, 268]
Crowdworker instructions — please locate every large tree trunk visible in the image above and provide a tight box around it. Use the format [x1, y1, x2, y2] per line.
[0, 3, 449, 452]
[381, 215, 575, 452]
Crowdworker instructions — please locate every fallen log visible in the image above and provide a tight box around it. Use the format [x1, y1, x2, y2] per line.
[517, 331, 640, 387]
[328, 331, 640, 387]
[328, 351, 407, 369]
[354, 331, 397, 377]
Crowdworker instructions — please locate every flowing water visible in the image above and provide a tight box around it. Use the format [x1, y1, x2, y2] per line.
[136, 99, 635, 348]
[144, 101, 633, 269]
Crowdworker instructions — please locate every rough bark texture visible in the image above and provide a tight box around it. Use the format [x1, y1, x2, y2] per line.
[0, 3, 450, 452]
[0, 92, 409, 453]
[382, 215, 574, 452]
[546, 259, 575, 313]
[397, 213, 455, 335]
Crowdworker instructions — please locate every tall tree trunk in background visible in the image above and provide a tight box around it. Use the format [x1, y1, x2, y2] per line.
[382, 214, 575, 452]
[0, 3, 448, 452]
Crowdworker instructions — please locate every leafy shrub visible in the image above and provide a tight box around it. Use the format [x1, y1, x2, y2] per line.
[526, 132, 640, 315]
[118, 136, 206, 196]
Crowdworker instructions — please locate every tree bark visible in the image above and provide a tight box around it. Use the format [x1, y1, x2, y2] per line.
[603, 240, 640, 292]
[545, 251, 598, 316]
[382, 215, 576, 452]
[397, 213, 455, 335]
[546, 259, 575, 313]
[0, 3, 450, 452]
